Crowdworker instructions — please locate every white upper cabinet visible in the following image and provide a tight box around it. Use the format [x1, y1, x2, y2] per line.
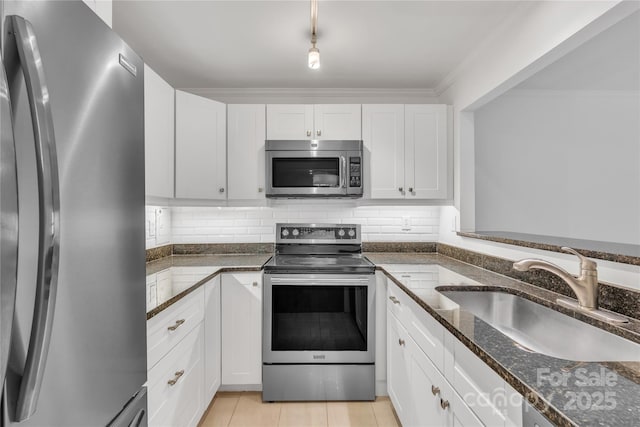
[175, 91, 226, 199]
[313, 104, 362, 139]
[364, 104, 449, 199]
[362, 105, 405, 199]
[144, 65, 174, 199]
[227, 105, 266, 199]
[405, 105, 448, 199]
[267, 104, 361, 140]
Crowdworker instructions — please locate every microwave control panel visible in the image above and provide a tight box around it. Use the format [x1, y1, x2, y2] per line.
[349, 157, 361, 188]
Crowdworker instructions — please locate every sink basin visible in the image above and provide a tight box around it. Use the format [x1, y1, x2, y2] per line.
[439, 290, 640, 362]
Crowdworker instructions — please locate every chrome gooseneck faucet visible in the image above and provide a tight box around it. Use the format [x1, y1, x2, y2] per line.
[513, 247, 598, 310]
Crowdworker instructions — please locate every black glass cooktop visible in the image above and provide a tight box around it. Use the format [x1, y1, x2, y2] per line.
[264, 254, 375, 273]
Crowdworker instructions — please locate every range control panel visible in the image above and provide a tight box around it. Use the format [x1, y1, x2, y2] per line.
[277, 224, 360, 243]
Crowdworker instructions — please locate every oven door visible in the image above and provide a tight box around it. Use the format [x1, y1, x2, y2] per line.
[263, 273, 375, 364]
[266, 151, 347, 197]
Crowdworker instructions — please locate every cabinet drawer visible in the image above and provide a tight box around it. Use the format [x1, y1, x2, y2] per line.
[147, 287, 205, 369]
[148, 323, 205, 427]
[386, 281, 412, 326]
[406, 297, 445, 370]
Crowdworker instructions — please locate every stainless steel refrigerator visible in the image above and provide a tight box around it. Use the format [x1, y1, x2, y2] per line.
[0, 0, 147, 425]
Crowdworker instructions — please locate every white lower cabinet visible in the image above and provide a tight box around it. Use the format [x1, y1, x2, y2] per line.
[386, 280, 522, 427]
[204, 276, 222, 403]
[221, 272, 262, 386]
[148, 323, 205, 427]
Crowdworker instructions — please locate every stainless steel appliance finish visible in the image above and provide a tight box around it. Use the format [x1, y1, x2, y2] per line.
[262, 223, 375, 401]
[265, 140, 363, 198]
[439, 290, 640, 362]
[1, 1, 146, 425]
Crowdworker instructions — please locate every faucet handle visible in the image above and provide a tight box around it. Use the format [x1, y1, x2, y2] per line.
[562, 247, 597, 270]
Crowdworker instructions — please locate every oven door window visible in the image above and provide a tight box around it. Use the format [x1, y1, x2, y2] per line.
[271, 285, 368, 351]
[272, 158, 340, 188]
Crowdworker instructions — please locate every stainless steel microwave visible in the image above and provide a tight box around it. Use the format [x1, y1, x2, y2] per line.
[265, 140, 364, 198]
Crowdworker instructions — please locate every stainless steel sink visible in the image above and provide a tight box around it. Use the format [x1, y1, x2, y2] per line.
[439, 290, 640, 362]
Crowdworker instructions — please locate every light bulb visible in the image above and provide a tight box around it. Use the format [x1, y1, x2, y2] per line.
[308, 46, 320, 69]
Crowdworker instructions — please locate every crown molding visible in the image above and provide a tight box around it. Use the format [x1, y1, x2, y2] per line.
[177, 87, 439, 104]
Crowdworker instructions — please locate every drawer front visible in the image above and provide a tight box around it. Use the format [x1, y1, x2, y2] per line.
[453, 339, 507, 427]
[406, 296, 445, 370]
[148, 323, 205, 427]
[386, 280, 411, 326]
[147, 287, 205, 369]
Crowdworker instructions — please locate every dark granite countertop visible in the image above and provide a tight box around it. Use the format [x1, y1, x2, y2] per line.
[145, 251, 640, 426]
[367, 253, 640, 427]
[145, 254, 271, 319]
[458, 231, 640, 266]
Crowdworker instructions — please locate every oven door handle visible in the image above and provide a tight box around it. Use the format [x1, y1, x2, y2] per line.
[268, 277, 371, 285]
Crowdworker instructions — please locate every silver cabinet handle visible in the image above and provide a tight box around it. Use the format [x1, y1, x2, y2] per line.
[167, 319, 186, 331]
[167, 370, 185, 386]
[306, 130, 312, 137]
[388, 296, 400, 305]
[219, 187, 225, 193]
[5, 15, 61, 422]
[316, 130, 321, 136]
[398, 338, 405, 346]
[0, 56, 19, 391]
[431, 385, 440, 396]
[440, 399, 450, 410]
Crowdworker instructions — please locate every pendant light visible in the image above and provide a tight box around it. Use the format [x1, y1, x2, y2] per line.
[308, 0, 320, 69]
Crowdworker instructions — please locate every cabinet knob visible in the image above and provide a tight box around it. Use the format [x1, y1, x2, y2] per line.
[398, 187, 405, 195]
[398, 338, 405, 347]
[219, 187, 225, 193]
[408, 187, 414, 193]
[316, 130, 321, 136]
[258, 187, 264, 193]
[252, 281, 259, 287]
[306, 130, 312, 137]
[431, 385, 440, 396]
[440, 399, 450, 410]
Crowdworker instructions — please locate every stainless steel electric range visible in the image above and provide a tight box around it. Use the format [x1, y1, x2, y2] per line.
[262, 223, 376, 401]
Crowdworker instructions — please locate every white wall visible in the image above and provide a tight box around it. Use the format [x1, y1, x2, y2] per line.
[474, 89, 640, 244]
[171, 205, 440, 244]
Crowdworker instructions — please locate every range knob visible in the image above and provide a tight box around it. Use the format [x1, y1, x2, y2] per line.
[338, 229, 345, 237]
[281, 229, 289, 237]
[292, 229, 300, 236]
[348, 229, 356, 237]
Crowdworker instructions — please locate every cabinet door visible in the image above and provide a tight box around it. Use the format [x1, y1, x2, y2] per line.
[363, 105, 405, 199]
[175, 91, 226, 199]
[204, 276, 222, 403]
[387, 310, 412, 426]
[406, 335, 447, 427]
[266, 104, 313, 140]
[313, 104, 361, 139]
[405, 105, 448, 199]
[221, 273, 262, 386]
[144, 65, 174, 199]
[227, 105, 266, 199]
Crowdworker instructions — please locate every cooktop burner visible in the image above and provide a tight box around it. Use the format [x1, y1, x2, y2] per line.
[264, 224, 375, 274]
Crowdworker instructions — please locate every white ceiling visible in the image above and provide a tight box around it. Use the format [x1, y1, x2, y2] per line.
[113, 0, 523, 90]
[517, 10, 640, 91]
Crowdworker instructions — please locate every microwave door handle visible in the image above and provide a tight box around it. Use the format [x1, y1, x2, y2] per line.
[0, 57, 19, 388]
[341, 156, 347, 189]
[5, 15, 61, 422]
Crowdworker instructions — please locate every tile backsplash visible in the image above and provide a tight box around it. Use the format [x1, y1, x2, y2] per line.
[147, 205, 441, 248]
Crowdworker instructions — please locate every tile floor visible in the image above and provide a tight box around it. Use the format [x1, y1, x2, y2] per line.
[199, 392, 401, 427]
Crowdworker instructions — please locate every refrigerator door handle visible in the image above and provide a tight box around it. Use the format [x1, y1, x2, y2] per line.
[4, 15, 61, 422]
[0, 57, 19, 389]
